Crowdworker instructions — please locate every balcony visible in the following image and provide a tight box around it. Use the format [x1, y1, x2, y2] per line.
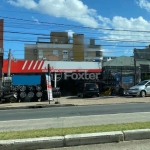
[84, 56, 103, 60]
[84, 45, 103, 52]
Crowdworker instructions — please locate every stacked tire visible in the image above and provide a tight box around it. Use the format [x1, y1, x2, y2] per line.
[52, 88, 61, 98]
[11, 85, 43, 102]
[35, 85, 42, 99]
[40, 87, 61, 101]
[11, 86, 20, 102]
[26, 85, 43, 102]
[20, 86, 27, 101]
[26, 86, 35, 101]
[20, 85, 30, 102]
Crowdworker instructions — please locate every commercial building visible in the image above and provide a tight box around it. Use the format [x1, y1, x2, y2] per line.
[102, 55, 150, 93]
[24, 32, 103, 62]
[2, 59, 102, 96]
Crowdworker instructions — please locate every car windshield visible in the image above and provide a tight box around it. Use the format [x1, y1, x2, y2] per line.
[137, 81, 148, 85]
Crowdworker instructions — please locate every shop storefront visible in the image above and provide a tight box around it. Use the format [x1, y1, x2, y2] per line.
[3, 60, 102, 96]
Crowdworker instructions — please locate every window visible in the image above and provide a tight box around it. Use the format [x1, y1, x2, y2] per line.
[38, 50, 43, 59]
[96, 51, 100, 57]
[146, 82, 150, 86]
[70, 51, 73, 57]
[33, 49, 37, 55]
[84, 52, 88, 57]
[63, 50, 68, 60]
[63, 50, 68, 55]
[137, 80, 148, 85]
[53, 50, 58, 56]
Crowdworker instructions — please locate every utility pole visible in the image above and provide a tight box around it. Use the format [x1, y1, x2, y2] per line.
[48, 64, 50, 104]
[120, 66, 122, 87]
[7, 49, 11, 77]
[134, 58, 137, 85]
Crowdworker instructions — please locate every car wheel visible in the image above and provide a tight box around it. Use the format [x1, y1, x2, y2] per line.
[9, 97, 17, 103]
[140, 90, 146, 97]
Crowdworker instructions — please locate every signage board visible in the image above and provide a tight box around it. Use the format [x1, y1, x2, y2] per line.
[3, 60, 102, 73]
[46, 74, 53, 101]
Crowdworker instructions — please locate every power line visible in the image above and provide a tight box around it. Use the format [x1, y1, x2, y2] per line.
[2, 15, 150, 33]
[4, 20, 150, 38]
[2, 39, 146, 47]
[3, 19, 150, 41]
[3, 30, 150, 43]
[4, 24, 150, 41]
[3, 34, 150, 43]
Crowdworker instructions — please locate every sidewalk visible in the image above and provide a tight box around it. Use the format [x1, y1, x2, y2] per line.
[0, 96, 150, 110]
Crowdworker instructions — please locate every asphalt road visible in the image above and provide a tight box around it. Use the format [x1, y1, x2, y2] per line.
[0, 102, 150, 121]
[45, 139, 150, 150]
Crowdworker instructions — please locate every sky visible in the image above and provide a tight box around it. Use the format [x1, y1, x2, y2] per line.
[1, 0, 150, 59]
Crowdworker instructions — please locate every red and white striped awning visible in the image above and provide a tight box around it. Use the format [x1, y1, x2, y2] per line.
[3, 60, 102, 73]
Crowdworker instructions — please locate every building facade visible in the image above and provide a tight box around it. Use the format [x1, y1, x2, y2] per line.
[25, 32, 103, 62]
[3, 59, 102, 96]
[102, 56, 150, 91]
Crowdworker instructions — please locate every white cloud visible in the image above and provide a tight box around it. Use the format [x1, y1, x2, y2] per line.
[7, 0, 99, 28]
[7, 0, 150, 46]
[136, 0, 150, 12]
[8, 0, 150, 41]
[124, 49, 133, 54]
[98, 15, 111, 27]
[98, 15, 150, 43]
[66, 30, 74, 37]
[102, 49, 115, 56]
[7, 0, 37, 9]
[32, 16, 40, 24]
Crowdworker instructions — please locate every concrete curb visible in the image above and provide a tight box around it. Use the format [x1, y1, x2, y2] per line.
[0, 136, 64, 150]
[0, 104, 75, 110]
[123, 129, 150, 141]
[64, 131, 123, 147]
[0, 129, 150, 149]
[0, 101, 149, 110]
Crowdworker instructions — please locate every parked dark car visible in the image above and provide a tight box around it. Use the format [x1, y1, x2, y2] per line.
[77, 83, 99, 98]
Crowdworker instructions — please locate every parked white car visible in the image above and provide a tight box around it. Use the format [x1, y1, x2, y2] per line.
[128, 80, 150, 97]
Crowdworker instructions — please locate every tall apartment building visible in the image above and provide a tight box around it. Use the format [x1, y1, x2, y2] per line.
[25, 32, 103, 62]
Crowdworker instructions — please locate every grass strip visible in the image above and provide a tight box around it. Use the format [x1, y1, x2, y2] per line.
[0, 122, 150, 140]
